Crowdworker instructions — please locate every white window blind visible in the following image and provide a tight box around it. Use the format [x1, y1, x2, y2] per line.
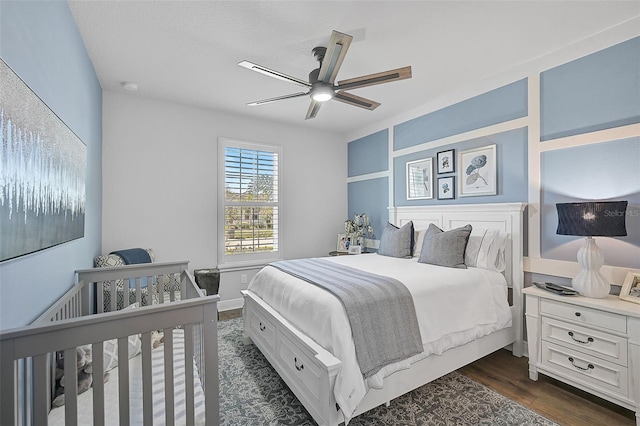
[218, 139, 281, 266]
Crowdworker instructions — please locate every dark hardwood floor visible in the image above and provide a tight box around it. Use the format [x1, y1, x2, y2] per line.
[459, 349, 635, 426]
[219, 309, 635, 425]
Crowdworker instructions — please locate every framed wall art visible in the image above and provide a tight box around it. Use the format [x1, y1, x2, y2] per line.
[437, 149, 455, 174]
[437, 176, 455, 200]
[0, 59, 86, 262]
[406, 158, 433, 200]
[458, 144, 496, 197]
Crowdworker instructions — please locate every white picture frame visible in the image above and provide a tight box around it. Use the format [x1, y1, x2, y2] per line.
[337, 233, 350, 253]
[406, 158, 433, 200]
[619, 271, 640, 304]
[348, 245, 362, 255]
[458, 144, 497, 197]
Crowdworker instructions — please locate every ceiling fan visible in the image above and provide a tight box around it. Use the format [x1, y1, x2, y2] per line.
[239, 30, 412, 120]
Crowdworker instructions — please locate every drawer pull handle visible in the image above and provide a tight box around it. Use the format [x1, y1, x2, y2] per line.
[574, 312, 581, 317]
[568, 331, 594, 344]
[259, 322, 266, 332]
[294, 357, 304, 371]
[568, 357, 594, 371]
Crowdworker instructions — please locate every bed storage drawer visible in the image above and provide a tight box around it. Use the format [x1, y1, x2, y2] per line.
[541, 317, 627, 366]
[277, 332, 323, 408]
[247, 308, 277, 355]
[541, 341, 628, 398]
[540, 299, 626, 333]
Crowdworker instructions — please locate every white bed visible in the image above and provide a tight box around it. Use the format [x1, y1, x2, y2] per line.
[242, 203, 525, 425]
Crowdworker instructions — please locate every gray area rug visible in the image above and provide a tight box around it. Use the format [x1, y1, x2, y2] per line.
[219, 318, 557, 425]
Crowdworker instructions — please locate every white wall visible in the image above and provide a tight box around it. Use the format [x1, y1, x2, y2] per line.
[102, 91, 347, 308]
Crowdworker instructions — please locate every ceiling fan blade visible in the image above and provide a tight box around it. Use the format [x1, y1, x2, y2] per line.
[317, 30, 353, 84]
[333, 91, 381, 110]
[247, 92, 309, 106]
[239, 60, 311, 88]
[305, 100, 322, 120]
[336, 66, 412, 91]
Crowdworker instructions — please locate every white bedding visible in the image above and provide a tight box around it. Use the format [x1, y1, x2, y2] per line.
[247, 254, 512, 421]
[48, 329, 205, 426]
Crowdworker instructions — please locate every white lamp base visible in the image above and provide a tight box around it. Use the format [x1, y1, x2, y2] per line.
[571, 237, 610, 299]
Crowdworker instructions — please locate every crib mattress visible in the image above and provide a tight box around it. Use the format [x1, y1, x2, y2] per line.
[48, 330, 205, 426]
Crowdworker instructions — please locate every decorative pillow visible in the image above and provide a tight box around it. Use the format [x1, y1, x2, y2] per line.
[418, 223, 472, 268]
[413, 228, 426, 258]
[102, 303, 143, 372]
[465, 229, 508, 272]
[377, 221, 414, 258]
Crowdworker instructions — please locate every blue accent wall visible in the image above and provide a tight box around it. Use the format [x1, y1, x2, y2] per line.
[348, 129, 388, 177]
[348, 178, 389, 241]
[0, 1, 102, 329]
[394, 128, 528, 206]
[540, 138, 640, 268]
[541, 36, 640, 141]
[393, 79, 528, 151]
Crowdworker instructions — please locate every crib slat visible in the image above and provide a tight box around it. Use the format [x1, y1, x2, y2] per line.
[1, 340, 16, 426]
[140, 332, 153, 426]
[164, 328, 175, 426]
[64, 347, 79, 426]
[32, 354, 49, 425]
[117, 336, 130, 426]
[110, 280, 117, 312]
[92, 342, 105, 426]
[185, 324, 195, 425]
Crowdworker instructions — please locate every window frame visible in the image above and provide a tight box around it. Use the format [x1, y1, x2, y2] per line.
[217, 138, 283, 269]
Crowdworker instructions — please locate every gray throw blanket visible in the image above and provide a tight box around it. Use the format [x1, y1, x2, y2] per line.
[269, 258, 423, 378]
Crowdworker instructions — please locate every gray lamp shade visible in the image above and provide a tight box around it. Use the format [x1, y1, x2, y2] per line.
[556, 201, 627, 237]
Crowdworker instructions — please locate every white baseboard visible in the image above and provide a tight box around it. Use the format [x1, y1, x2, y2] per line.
[218, 297, 244, 312]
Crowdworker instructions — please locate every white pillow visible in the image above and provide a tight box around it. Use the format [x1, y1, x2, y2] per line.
[413, 229, 426, 258]
[464, 229, 508, 272]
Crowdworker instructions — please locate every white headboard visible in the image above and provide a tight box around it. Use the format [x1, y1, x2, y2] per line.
[389, 202, 526, 355]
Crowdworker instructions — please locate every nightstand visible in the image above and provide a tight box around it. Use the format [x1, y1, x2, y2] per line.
[523, 286, 640, 425]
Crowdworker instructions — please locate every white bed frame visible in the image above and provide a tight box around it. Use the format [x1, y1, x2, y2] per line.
[242, 202, 526, 426]
[0, 261, 220, 426]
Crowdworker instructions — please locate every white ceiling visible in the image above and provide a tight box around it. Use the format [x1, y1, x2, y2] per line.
[68, 1, 639, 137]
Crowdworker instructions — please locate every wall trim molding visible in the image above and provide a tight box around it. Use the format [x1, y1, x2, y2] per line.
[346, 170, 389, 183]
[539, 123, 640, 152]
[392, 117, 528, 158]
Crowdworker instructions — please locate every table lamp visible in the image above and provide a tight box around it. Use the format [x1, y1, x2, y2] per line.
[556, 201, 627, 298]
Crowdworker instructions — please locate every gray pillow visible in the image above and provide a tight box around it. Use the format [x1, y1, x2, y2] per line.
[418, 223, 472, 268]
[377, 221, 414, 258]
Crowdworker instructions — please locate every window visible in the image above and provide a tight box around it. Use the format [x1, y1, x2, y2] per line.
[218, 138, 281, 266]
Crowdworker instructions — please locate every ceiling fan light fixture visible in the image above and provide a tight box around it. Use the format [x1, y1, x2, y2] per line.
[311, 84, 334, 102]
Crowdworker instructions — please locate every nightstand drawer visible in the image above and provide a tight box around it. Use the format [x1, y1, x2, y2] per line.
[540, 299, 626, 333]
[542, 341, 628, 398]
[542, 317, 627, 366]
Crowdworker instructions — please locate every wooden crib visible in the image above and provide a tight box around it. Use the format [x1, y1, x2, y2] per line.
[0, 261, 219, 426]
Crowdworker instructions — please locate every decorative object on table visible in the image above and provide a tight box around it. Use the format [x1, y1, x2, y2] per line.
[0, 59, 87, 262]
[437, 176, 455, 200]
[458, 144, 496, 197]
[437, 149, 455, 174]
[556, 200, 628, 298]
[337, 233, 350, 253]
[344, 213, 374, 249]
[348, 245, 362, 255]
[406, 158, 433, 200]
[619, 271, 640, 304]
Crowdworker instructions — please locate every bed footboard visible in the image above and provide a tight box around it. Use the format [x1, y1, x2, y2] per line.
[0, 262, 219, 426]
